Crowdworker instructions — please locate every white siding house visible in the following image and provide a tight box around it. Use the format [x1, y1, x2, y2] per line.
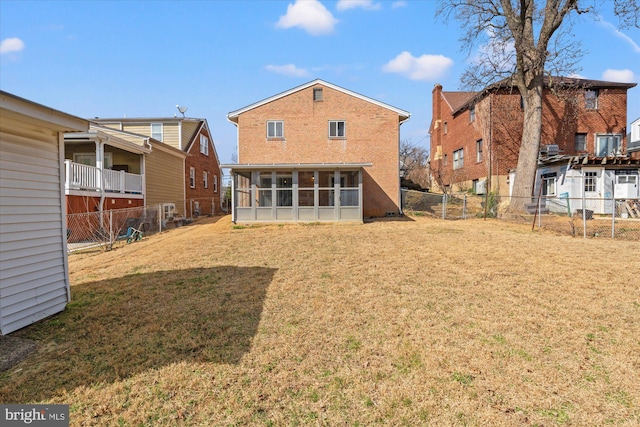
[0, 91, 88, 335]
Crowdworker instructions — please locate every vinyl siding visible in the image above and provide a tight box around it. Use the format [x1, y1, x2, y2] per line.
[122, 123, 181, 149]
[181, 121, 200, 146]
[0, 115, 69, 335]
[145, 146, 184, 208]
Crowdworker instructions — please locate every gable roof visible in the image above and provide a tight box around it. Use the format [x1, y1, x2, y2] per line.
[227, 79, 410, 122]
[183, 119, 223, 167]
[441, 91, 476, 113]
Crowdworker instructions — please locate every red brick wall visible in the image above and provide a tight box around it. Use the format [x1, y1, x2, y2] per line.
[237, 83, 404, 217]
[67, 195, 143, 214]
[431, 85, 630, 192]
[185, 126, 223, 215]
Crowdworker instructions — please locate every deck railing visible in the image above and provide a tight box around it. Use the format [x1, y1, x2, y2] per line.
[65, 160, 143, 194]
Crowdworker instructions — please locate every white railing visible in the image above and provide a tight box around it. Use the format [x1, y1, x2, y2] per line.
[65, 160, 143, 194]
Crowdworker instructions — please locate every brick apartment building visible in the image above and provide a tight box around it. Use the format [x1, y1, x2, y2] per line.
[223, 79, 410, 222]
[430, 77, 637, 196]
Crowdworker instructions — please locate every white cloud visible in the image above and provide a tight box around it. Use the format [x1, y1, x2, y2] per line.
[383, 51, 454, 81]
[391, 1, 407, 8]
[596, 16, 640, 54]
[265, 64, 311, 78]
[0, 37, 25, 55]
[602, 69, 636, 83]
[276, 0, 338, 36]
[336, 0, 381, 11]
[568, 72, 587, 79]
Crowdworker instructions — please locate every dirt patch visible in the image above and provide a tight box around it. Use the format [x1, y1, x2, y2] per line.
[0, 335, 37, 372]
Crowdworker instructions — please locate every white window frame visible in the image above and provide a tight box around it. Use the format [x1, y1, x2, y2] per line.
[151, 123, 163, 141]
[203, 171, 209, 189]
[162, 203, 176, 220]
[189, 167, 196, 188]
[329, 120, 346, 138]
[584, 171, 598, 193]
[213, 174, 218, 193]
[453, 148, 464, 170]
[469, 105, 476, 122]
[542, 173, 557, 196]
[595, 134, 622, 157]
[267, 120, 284, 138]
[476, 139, 483, 163]
[200, 134, 209, 155]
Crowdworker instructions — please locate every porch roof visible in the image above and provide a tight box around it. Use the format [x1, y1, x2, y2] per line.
[538, 154, 640, 169]
[221, 162, 373, 171]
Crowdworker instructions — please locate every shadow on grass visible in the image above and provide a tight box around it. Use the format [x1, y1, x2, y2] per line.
[0, 266, 275, 403]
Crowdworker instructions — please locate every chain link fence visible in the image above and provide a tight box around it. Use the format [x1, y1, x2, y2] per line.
[66, 197, 226, 252]
[401, 189, 640, 241]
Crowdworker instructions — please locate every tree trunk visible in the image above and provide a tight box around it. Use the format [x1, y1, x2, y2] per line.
[508, 85, 543, 213]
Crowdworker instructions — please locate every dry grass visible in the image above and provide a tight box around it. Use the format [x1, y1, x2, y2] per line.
[1, 215, 639, 426]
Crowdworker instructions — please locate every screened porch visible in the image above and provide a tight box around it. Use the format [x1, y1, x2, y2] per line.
[226, 164, 370, 222]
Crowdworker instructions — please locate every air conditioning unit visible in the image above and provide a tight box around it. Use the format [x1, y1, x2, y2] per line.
[541, 144, 560, 156]
[475, 179, 486, 195]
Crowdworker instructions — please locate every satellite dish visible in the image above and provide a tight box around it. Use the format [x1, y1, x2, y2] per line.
[176, 105, 188, 117]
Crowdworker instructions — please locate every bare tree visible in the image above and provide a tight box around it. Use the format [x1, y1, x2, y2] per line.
[400, 139, 430, 189]
[438, 0, 639, 212]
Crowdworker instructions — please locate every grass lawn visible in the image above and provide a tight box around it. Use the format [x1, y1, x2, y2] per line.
[1, 215, 639, 426]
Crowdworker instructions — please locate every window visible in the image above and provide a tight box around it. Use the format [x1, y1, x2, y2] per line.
[329, 121, 346, 138]
[585, 89, 599, 109]
[203, 171, 209, 189]
[443, 121, 448, 134]
[213, 175, 218, 193]
[443, 154, 448, 166]
[574, 133, 587, 151]
[453, 148, 464, 170]
[584, 171, 597, 192]
[189, 167, 195, 188]
[298, 171, 315, 207]
[276, 172, 292, 207]
[162, 203, 176, 220]
[200, 135, 209, 155]
[476, 139, 483, 162]
[73, 152, 113, 169]
[257, 172, 273, 207]
[151, 123, 163, 141]
[313, 88, 323, 101]
[267, 121, 284, 138]
[595, 134, 621, 157]
[469, 105, 476, 122]
[542, 173, 557, 196]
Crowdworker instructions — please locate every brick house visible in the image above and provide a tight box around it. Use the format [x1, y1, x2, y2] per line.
[223, 79, 410, 222]
[429, 77, 637, 196]
[92, 117, 222, 217]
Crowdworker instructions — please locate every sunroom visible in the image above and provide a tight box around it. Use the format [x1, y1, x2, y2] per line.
[223, 163, 371, 223]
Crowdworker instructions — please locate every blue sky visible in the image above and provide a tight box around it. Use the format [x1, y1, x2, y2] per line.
[1, 0, 639, 166]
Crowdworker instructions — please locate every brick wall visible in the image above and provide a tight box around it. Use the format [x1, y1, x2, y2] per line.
[237, 83, 404, 217]
[185, 126, 222, 215]
[431, 84, 630, 194]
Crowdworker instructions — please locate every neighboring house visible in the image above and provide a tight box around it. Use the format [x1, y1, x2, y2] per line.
[1, 91, 88, 335]
[64, 124, 188, 220]
[92, 117, 223, 216]
[629, 117, 640, 159]
[429, 77, 637, 196]
[223, 79, 410, 222]
[533, 154, 640, 215]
